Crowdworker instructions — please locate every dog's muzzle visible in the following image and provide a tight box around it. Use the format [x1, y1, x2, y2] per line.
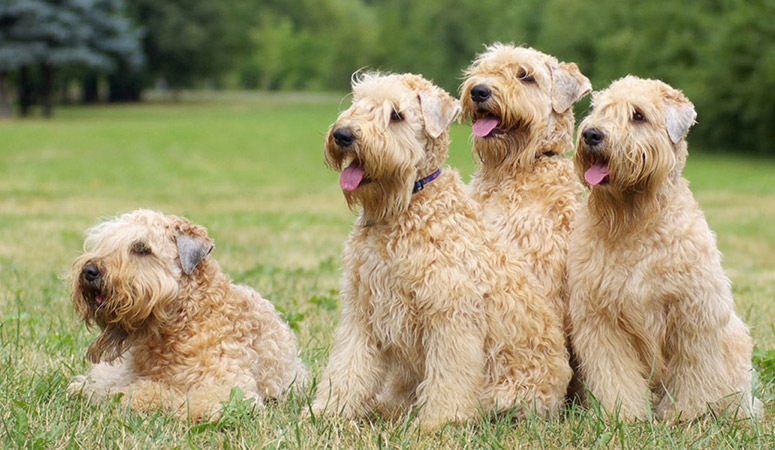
[80, 263, 105, 305]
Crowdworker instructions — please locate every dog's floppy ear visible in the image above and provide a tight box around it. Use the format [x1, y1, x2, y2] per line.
[549, 62, 592, 113]
[664, 99, 697, 144]
[418, 89, 461, 139]
[176, 233, 214, 275]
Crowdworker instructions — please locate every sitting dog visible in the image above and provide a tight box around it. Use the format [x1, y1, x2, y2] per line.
[312, 72, 570, 429]
[460, 43, 590, 329]
[568, 76, 762, 421]
[68, 209, 306, 420]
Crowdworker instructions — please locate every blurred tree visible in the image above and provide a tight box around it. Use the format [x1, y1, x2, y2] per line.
[695, 0, 775, 154]
[0, 1, 44, 116]
[239, 0, 378, 91]
[371, 0, 545, 93]
[244, 12, 297, 90]
[538, 0, 708, 84]
[126, 0, 254, 90]
[79, 0, 144, 103]
[0, 0, 139, 116]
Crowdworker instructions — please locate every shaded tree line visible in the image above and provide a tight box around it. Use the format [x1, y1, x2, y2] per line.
[0, 0, 143, 116]
[1, 0, 772, 153]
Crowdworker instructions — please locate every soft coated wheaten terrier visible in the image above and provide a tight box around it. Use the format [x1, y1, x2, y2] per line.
[68, 209, 306, 420]
[312, 72, 570, 429]
[568, 76, 762, 421]
[460, 43, 591, 332]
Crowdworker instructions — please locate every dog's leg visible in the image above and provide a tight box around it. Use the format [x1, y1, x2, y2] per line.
[69, 358, 137, 400]
[178, 384, 262, 421]
[312, 307, 385, 418]
[483, 286, 572, 418]
[573, 315, 652, 420]
[657, 289, 759, 421]
[415, 316, 486, 430]
[109, 372, 266, 421]
[113, 379, 184, 414]
[374, 366, 419, 419]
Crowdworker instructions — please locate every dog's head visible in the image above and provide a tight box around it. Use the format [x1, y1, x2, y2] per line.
[324, 72, 460, 222]
[461, 43, 590, 169]
[575, 75, 696, 197]
[70, 209, 214, 363]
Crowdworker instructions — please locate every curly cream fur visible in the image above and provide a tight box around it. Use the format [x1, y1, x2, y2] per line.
[568, 76, 762, 421]
[68, 209, 306, 420]
[313, 73, 570, 430]
[460, 44, 590, 335]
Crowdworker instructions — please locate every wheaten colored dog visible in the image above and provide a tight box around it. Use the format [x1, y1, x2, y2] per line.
[68, 209, 306, 420]
[312, 72, 570, 430]
[568, 76, 762, 421]
[460, 43, 591, 330]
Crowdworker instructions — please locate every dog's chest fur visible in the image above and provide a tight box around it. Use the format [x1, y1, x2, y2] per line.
[342, 172, 489, 361]
[473, 157, 578, 227]
[471, 157, 581, 269]
[569, 189, 722, 366]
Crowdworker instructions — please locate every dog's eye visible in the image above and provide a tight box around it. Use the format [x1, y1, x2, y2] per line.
[390, 109, 404, 122]
[518, 69, 536, 83]
[131, 241, 152, 255]
[632, 110, 646, 122]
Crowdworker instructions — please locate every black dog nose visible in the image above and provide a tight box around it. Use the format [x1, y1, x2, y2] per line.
[333, 128, 355, 147]
[82, 264, 100, 283]
[582, 128, 604, 146]
[470, 84, 491, 103]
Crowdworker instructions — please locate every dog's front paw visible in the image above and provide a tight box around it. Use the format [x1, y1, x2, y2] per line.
[309, 397, 363, 420]
[68, 375, 90, 395]
[416, 408, 472, 432]
[416, 413, 460, 432]
[752, 398, 764, 418]
[655, 396, 700, 423]
[309, 399, 333, 418]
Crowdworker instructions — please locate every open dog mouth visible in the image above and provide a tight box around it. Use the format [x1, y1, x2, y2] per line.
[472, 113, 505, 138]
[471, 110, 520, 138]
[82, 283, 106, 307]
[585, 161, 610, 186]
[339, 156, 372, 191]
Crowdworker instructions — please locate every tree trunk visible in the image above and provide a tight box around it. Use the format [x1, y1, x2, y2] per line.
[18, 66, 34, 117]
[0, 72, 11, 118]
[40, 62, 54, 117]
[82, 73, 99, 103]
[108, 64, 143, 102]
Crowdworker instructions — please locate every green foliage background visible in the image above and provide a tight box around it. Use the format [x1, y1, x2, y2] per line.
[3, 0, 773, 153]
[230, 0, 775, 154]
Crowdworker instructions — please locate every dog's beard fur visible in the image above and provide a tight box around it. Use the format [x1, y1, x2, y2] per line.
[344, 179, 413, 225]
[575, 127, 680, 237]
[472, 122, 535, 170]
[86, 327, 130, 363]
[461, 79, 560, 170]
[71, 259, 179, 363]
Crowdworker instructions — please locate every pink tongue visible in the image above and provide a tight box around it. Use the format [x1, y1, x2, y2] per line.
[340, 161, 365, 191]
[585, 163, 609, 186]
[473, 117, 499, 137]
[95, 294, 104, 305]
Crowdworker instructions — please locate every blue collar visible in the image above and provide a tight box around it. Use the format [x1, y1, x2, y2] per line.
[413, 168, 441, 194]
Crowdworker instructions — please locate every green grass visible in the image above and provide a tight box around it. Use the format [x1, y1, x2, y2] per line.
[1, 94, 773, 449]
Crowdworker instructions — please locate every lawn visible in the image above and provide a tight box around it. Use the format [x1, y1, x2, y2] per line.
[0, 94, 773, 449]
